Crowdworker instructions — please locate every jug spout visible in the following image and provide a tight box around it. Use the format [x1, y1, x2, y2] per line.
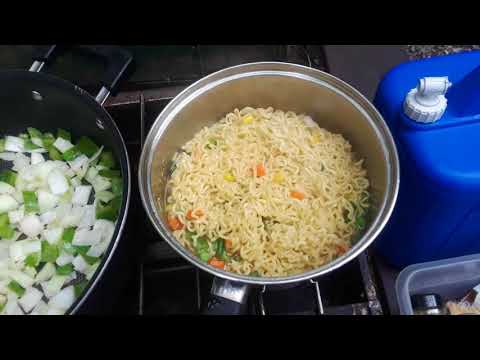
[447, 65, 480, 117]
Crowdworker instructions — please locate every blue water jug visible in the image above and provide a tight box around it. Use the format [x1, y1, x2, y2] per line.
[374, 51, 480, 268]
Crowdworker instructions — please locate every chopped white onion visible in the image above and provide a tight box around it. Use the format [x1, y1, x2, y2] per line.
[65, 168, 75, 178]
[86, 262, 100, 280]
[77, 205, 95, 229]
[30, 152, 44, 165]
[23, 266, 36, 279]
[91, 175, 111, 193]
[46, 307, 63, 315]
[4, 299, 23, 315]
[33, 161, 58, 182]
[8, 270, 35, 288]
[8, 242, 24, 263]
[0, 182, 15, 195]
[68, 155, 89, 172]
[19, 215, 43, 238]
[35, 263, 55, 282]
[0, 279, 8, 294]
[72, 228, 102, 246]
[60, 206, 84, 228]
[48, 285, 75, 311]
[8, 208, 24, 225]
[31, 137, 43, 147]
[40, 210, 56, 225]
[43, 227, 63, 245]
[12, 191, 24, 204]
[52, 138, 74, 153]
[85, 167, 98, 184]
[4, 136, 24, 152]
[41, 274, 67, 298]
[47, 169, 69, 195]
[21, 240, 41, 255]
[72, 255, 88, 273]
[94, 219, 115, 241]
[30, 300, 48, 315]
[0, 247, 9, 262]
[18, 287, 43, 313]
[0, 194, 18, 214]
[72, 185, 92, 206]
[56, 251, 74, 266]
[70, 176, 81, 188]
[0, 152, 17, 161]
[38, 190, 59, 213]
[87, 240, 109, 258]
[12, 153, 30, 172]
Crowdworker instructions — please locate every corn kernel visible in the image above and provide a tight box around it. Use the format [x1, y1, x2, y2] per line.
[224, 172, 236, 182]
[273, 171, 285, 184]
[311, 133, 321, 144]
[242, 114, 254, 124]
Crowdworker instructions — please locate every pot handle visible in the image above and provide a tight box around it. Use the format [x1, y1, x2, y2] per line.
[202, 277, 251, 315]
[30, 45, 133, 105]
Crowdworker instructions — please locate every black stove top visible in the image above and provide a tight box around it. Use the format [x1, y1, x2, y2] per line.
[98, 45, 387, 315]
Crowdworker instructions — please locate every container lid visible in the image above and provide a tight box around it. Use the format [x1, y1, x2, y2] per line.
[403, 77, 452, 123]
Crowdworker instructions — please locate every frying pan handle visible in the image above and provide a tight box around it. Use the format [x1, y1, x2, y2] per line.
[202, 278, 250, 315]
[30, 45, 133, 105]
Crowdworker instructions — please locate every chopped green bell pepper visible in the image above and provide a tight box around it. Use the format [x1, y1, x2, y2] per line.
[111, 177, 123, 196]
[41, 241, 59, 263]
[74, 245, 98, 265]
[0, 170, 17, 187]
[98, 151, 116, 169]
[98, 169, 121, 179]
[27, 127, 43, 139]
[8, 280, 25, 297]
[25, 252, 40, 268]
[62, 227, 75, 243]
[42, 133, 55, 148]
[57, 129, 71, 142]
[74, 280, 88, 298]
[24, 139, 41, 150]
[62, 146, 81, 161]
[76, 136, 99, 157]
[56, 263, 74, 275]
[23, 191, 39, 213]
[96, 196, 121, 221]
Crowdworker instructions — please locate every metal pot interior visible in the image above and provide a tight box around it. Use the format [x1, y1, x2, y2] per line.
[143, 62, 399, 285]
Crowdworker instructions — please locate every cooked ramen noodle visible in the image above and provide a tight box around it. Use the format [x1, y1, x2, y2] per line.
[164, 107, 370, 277]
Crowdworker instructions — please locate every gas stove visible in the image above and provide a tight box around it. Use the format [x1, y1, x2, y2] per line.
[98, 45, 388, 315]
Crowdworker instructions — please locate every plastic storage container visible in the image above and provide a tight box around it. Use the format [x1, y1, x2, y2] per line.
[396, 254, 480, 315]
[374, 51, 480, 268]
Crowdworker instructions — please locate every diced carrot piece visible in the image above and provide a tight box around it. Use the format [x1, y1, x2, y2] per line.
[187, 209, 204, 220]
[290, 191, 305, 200]
[224, 239, 233, 252]
[256, 164, 266, 177]
[208, 257, 225, 269]
[336, 244, 349, 255]
[167, 216, 184, 231]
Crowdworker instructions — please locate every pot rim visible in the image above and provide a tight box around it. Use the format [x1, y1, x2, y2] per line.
[138, 61, 399, 285]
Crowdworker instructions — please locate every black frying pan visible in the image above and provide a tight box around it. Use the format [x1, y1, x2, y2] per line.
[0, 45, 132, 314]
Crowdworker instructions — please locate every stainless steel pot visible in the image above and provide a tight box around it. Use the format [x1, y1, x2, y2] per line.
[139, 62, 400, 314]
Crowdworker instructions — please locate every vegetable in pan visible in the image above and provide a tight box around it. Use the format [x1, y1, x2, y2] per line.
[0, 127, 123, 315]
